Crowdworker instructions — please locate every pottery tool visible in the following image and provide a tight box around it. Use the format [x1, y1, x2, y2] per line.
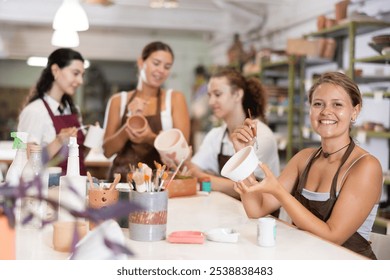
[127, 172, 135, 190]
[109, 173, 121, 191]
[86, 171, 94, 189]
[164, 157, 185, 190]
[247, 109, 258, 150]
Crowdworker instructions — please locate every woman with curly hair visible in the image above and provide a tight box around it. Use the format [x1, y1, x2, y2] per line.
[187, 67, 280, 199]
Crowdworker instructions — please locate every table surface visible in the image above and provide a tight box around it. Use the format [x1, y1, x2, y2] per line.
[16, 192, 366, 260]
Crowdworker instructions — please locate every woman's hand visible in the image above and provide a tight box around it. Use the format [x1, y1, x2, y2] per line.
[57, 127, 78, 144]
[127, 97, 148, 116]
[234, 163, 280, 195]
[161, 146, 193, 171]
[231, 118, 257, 152]
[125, 120, 155, 145]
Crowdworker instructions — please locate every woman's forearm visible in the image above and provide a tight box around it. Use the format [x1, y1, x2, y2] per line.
[46, 136, 65, 159]
[103, 125, 129, 157]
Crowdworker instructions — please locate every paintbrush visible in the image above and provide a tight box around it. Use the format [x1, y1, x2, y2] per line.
[127, 172, 135, 190]
[86, 171, 94, 189]
[247, 109, 258, 150]
[164, 157, 185, 190]
[158, 171, 169, 192]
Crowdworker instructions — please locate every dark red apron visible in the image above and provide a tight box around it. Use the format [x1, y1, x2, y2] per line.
[108, 90, 163, 182]
[42, 98, 86, 176]
[293, 139, 376, 259]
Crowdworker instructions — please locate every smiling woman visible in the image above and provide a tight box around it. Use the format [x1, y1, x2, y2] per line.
[17, 48, 88, 175]
[187, 67, 280, 200]
[102, 41, 190, 183]
[233, 72, 382, 259]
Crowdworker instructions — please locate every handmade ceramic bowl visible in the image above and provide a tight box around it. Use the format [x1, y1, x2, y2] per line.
[154, 128, 189, 164]
[127, 114, 147, 133]
[221, 146, 259, 182]
[205, 228, 240, 243]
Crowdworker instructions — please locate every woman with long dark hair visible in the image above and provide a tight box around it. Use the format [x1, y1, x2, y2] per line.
[18, 48, 87, 175]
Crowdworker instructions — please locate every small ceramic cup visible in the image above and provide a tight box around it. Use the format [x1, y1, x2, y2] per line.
[127, 114, 147, 133]
[52, 221, 87, 252]
[84, 124, 105, 149]
[257, 217, 276, 247]
[154, 128, 189, 165]
[221, 146, 259, 182]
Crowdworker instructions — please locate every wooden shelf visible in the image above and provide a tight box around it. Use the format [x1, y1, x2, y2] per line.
[354, 55, 390, 64]
[362, 92, 390, 98]
[355, 76, 390, 83]
[305, 20, 390, 38]
[351, 130, 390, 139]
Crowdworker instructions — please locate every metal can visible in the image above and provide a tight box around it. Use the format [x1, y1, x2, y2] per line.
[199, 177, 211, 192]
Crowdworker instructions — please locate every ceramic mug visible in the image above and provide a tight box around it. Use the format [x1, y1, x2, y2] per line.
[154, 128, 189, 165]
[127, 114, 147, 133]
[221, 146, 259, 182]
[257, 217, 276, 247]
[84, 124, 105, 149]
[52, 221, 87, 252]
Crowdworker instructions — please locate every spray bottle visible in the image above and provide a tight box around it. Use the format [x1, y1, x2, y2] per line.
[5, 132, 29, 186]
[58, 137, 86, 221]
[21, 144, 47, 228]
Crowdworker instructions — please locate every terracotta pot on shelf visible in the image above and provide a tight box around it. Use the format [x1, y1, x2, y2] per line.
[325, 18, 336, 29]
[335, 0, 349, 23]
[317, 15, 326, 31]
[322, 39, 337, 59]
[0, 215, 15, 260]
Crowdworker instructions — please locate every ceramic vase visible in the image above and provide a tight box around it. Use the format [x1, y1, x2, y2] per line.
[0, 215, 15, 259]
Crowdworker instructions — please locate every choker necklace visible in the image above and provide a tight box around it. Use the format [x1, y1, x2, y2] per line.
[323, 142, 350, 158]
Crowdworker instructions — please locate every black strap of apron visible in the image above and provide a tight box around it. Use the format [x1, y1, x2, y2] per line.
[219, 128, 228, 155]
[296, 137, 355, 198]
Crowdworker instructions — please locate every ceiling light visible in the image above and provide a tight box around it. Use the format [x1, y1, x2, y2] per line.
[27, 57, 48, 67]
[27, 56, 90, 69]
[51, 29, 80, 47]
[53, 0, 89, 31]
[150, 0, 179, 8]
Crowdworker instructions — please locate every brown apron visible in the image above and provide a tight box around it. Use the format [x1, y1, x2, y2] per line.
[108, 90, 163, 182]
[217, 129, 231, 174]
[42, 99, 86, 176]
[293, 138, 376, 259]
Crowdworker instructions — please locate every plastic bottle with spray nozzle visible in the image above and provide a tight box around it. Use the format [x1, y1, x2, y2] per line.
[5, 132, 29, 186]
[58, 136, 86, 221]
